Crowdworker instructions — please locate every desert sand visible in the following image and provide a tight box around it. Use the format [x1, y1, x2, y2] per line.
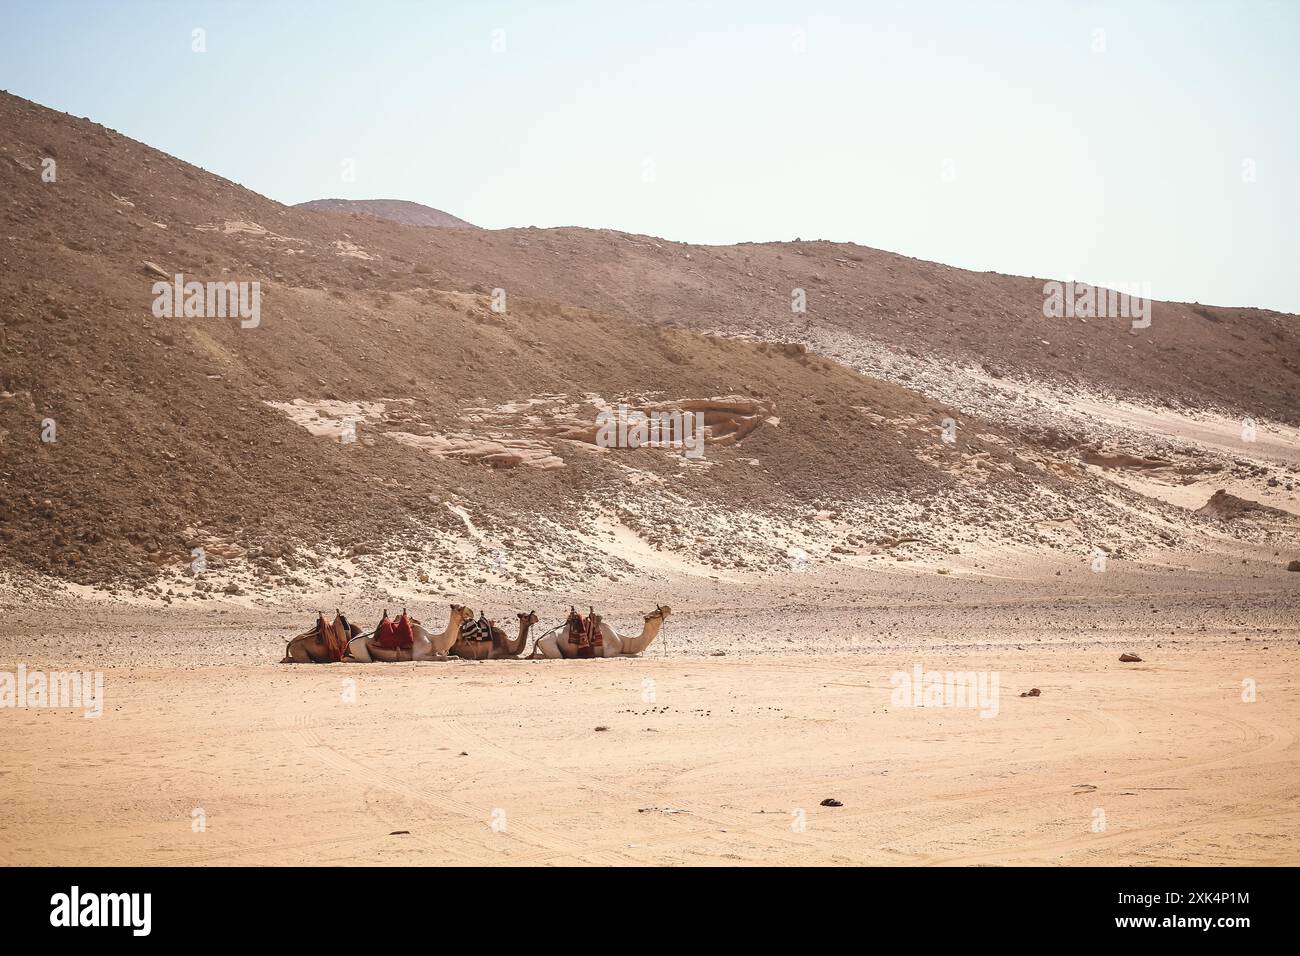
[3, 545, 1297, 867]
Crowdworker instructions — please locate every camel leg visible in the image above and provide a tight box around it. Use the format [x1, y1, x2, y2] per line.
[531, 634, 564, 659]
[410, 625, 449, 661]
[283, 635, 317, 664]
[362, 641, 410, 663]
[366, 640, 398, 662]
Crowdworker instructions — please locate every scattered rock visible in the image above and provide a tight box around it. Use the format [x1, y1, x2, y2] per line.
[1197, 489, 1286, 520]
[1119, 653, 1143, 663]
[1020, 688, 1041, 697]
[819, 798, 842, 807]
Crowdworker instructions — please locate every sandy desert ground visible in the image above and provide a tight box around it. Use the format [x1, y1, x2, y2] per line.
[3, 546, 1296, 867]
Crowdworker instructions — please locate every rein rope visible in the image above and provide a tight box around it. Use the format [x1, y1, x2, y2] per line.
[535, 622, 563, 640]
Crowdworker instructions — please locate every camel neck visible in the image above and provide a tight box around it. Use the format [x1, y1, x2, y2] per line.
[627, 617, 664, 655]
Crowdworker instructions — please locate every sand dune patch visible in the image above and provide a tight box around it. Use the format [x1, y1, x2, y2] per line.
[194, 220, 301, 243]
[264, 399, 389, 439]
[332, 238, 377, 260]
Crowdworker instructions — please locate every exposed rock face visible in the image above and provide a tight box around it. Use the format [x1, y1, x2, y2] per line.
[1197, 489, 1287, 520]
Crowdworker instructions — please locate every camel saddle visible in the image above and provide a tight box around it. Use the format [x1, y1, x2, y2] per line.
[374, 609, 415, 650]
[459, 613, 493, 643]
[566, 607, 603, 658]
[317, 611, 353, 663]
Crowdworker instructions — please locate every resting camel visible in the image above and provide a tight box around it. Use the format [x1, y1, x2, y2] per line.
[451, 610, 540, 661]
[347, 604, 475, 662]
[282, 610, 359, 664]
[528, 605, 672, 659]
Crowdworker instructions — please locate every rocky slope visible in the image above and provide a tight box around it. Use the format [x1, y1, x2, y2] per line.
[1, 91, 1294, 595]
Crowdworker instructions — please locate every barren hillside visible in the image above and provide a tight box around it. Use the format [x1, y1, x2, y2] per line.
[1, 91, 1295, 595]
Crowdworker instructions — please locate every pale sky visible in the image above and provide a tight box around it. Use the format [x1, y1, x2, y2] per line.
[2, 0, 1297, 312]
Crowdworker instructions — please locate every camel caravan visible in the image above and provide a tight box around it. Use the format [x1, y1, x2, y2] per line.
[281, 604, 673, 664]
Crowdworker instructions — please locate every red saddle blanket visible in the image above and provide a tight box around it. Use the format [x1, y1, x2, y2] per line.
[375, 611, 414, 650]
[566, 611, 603, 658]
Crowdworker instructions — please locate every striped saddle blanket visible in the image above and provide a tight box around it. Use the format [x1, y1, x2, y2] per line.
[459, 614, 493, 643]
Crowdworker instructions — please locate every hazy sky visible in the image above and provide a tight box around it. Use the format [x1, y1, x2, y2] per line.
[3, 1, 1297, 312]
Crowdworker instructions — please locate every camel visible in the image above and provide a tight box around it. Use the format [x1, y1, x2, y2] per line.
[281, 610, 359, 664]
[528, 605, 672, 659]
[451, 610, 539, 661]
[347, 605, 475, 662]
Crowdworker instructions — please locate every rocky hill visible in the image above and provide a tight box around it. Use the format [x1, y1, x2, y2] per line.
[1, 91, 1294, 595]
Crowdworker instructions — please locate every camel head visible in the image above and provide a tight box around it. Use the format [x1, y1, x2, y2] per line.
[517, 610, 539, 626]
[449, 603, 475, 629]
[646, 604, 673, 622]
